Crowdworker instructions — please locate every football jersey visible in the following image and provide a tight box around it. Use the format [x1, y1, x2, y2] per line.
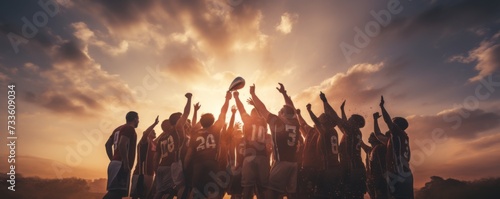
[111, 124, 137, 169]
[319, 127, 340, 168]
[191, 127, 221, 161]
[229, 134, 245, 168]
[158, 129, 180, 167]
[387, 129, 411, 175]
[301, 127, 321, 169]
[267, 114, 300, 162]
[242, 117, 268, 157]
[368, 144, 386, 178]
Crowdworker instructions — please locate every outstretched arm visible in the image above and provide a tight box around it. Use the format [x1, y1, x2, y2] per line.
[306, 103, 321, 127]
[141, 116, 159, 144]
[215, 91, 232, 130]
[277, 83, 296, 109]
[176, 93, 192, 137]
[249, 84, 271, 119]
[227, 106, 237, 134]
[320, 92, 346, 130]
[233, 91, 250, 121]
[380, 96, 399, 131]
[296, 108, 312, 138]
[192, 102, 201, 128]
[373, 112, 388, 144]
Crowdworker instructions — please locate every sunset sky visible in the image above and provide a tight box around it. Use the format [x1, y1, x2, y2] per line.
[0, 0, 499, 188]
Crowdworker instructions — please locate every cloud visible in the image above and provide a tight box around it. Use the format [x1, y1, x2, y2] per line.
[276, 12, 298, 34]
[294, 62, 388, 108]
[388, 0, 500, 36]
[406, 108, 500, 140]
[71, 22, 129, 56]
[162, 55, 208, 81]
[21, 37, 136, 116]
[449, 32, 500, 82]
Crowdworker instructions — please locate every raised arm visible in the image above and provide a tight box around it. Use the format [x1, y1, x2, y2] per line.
[306, 103, 321, 127]
[373, 112, 388, 144]
[215, 91, 232, 130]
[141, 116, 159, 144]
[226, 106, 237, 134]
[296, 108, 312, 138]
[276, 83, 296, 109]
[380, 96, 398, 131]
[249, 84, 271, 119]
[233, 91, 250, 121]
[105, 135, 114, 161]
[340, 100, 347, 122]
[176, 93, 192, 137]
[192, 102, 201, 127]
[320, 92, 344, 125]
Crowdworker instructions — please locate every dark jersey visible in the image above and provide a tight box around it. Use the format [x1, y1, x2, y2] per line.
[229, 134, 245, 168]
[339, 126, 364, 170]
[268, 114, 300, 162]
[158, 129, 180, 167]
[190, 127, 221, 161]
[111, 124, 137, 169]
[387, 129, 411, 175]
[301, 127, 321, 169]
[319, 127, 340, 168]
[368, 144, 386, 178]
[243, 117, 268, 157]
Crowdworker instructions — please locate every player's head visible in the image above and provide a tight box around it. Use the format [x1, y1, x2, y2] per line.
[368, 132, 381, 145]
[348, 114, 365, 128]
[393, 117, 409, 130]
[161, 119, 171, 132]
[126, 111, 139, 128]
[278, 105, 295, 120]
[319, 113, 336, 128]
[169, 112, 182, 126]
[200, 113, 215, 128]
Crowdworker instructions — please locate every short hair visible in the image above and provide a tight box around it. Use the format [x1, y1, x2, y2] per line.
[280, 105, 295, 119]
[200, 113, 215, 128]
[169, 112, 182, 125]
[126, 111, 138, 123]
[161, 119, 170, 132]
[393, 117, 409, 130]
[350, 114, 365, 128]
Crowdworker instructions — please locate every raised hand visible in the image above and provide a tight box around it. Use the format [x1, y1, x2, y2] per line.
[380, 96, 385, 107]
[276, 83, 286, 94]
[225, 91, 232, 100]
[373, 112, 381, 119]
[250, 84, 255, 95]
[306, 103, 312, 110]
[185, 93, 192, 99]
[320, 92, 327, 102]
[231, 105, 237, 114]
[341, 100, 346, 110]
[194, 102, 201, 111]
[233, 91, 240, 98]
[154, 115, 159, 125]
[247, 98, 255, 106]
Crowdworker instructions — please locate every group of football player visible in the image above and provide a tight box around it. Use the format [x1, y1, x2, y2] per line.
[103, 83, 413, 199]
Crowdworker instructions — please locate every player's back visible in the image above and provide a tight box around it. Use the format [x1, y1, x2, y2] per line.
[268, 114, 299, 162]
[191, 127, 220, 161]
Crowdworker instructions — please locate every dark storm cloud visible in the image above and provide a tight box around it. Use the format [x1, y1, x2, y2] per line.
[389, 0, 500, 35]
[407, 108, 500, 140]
